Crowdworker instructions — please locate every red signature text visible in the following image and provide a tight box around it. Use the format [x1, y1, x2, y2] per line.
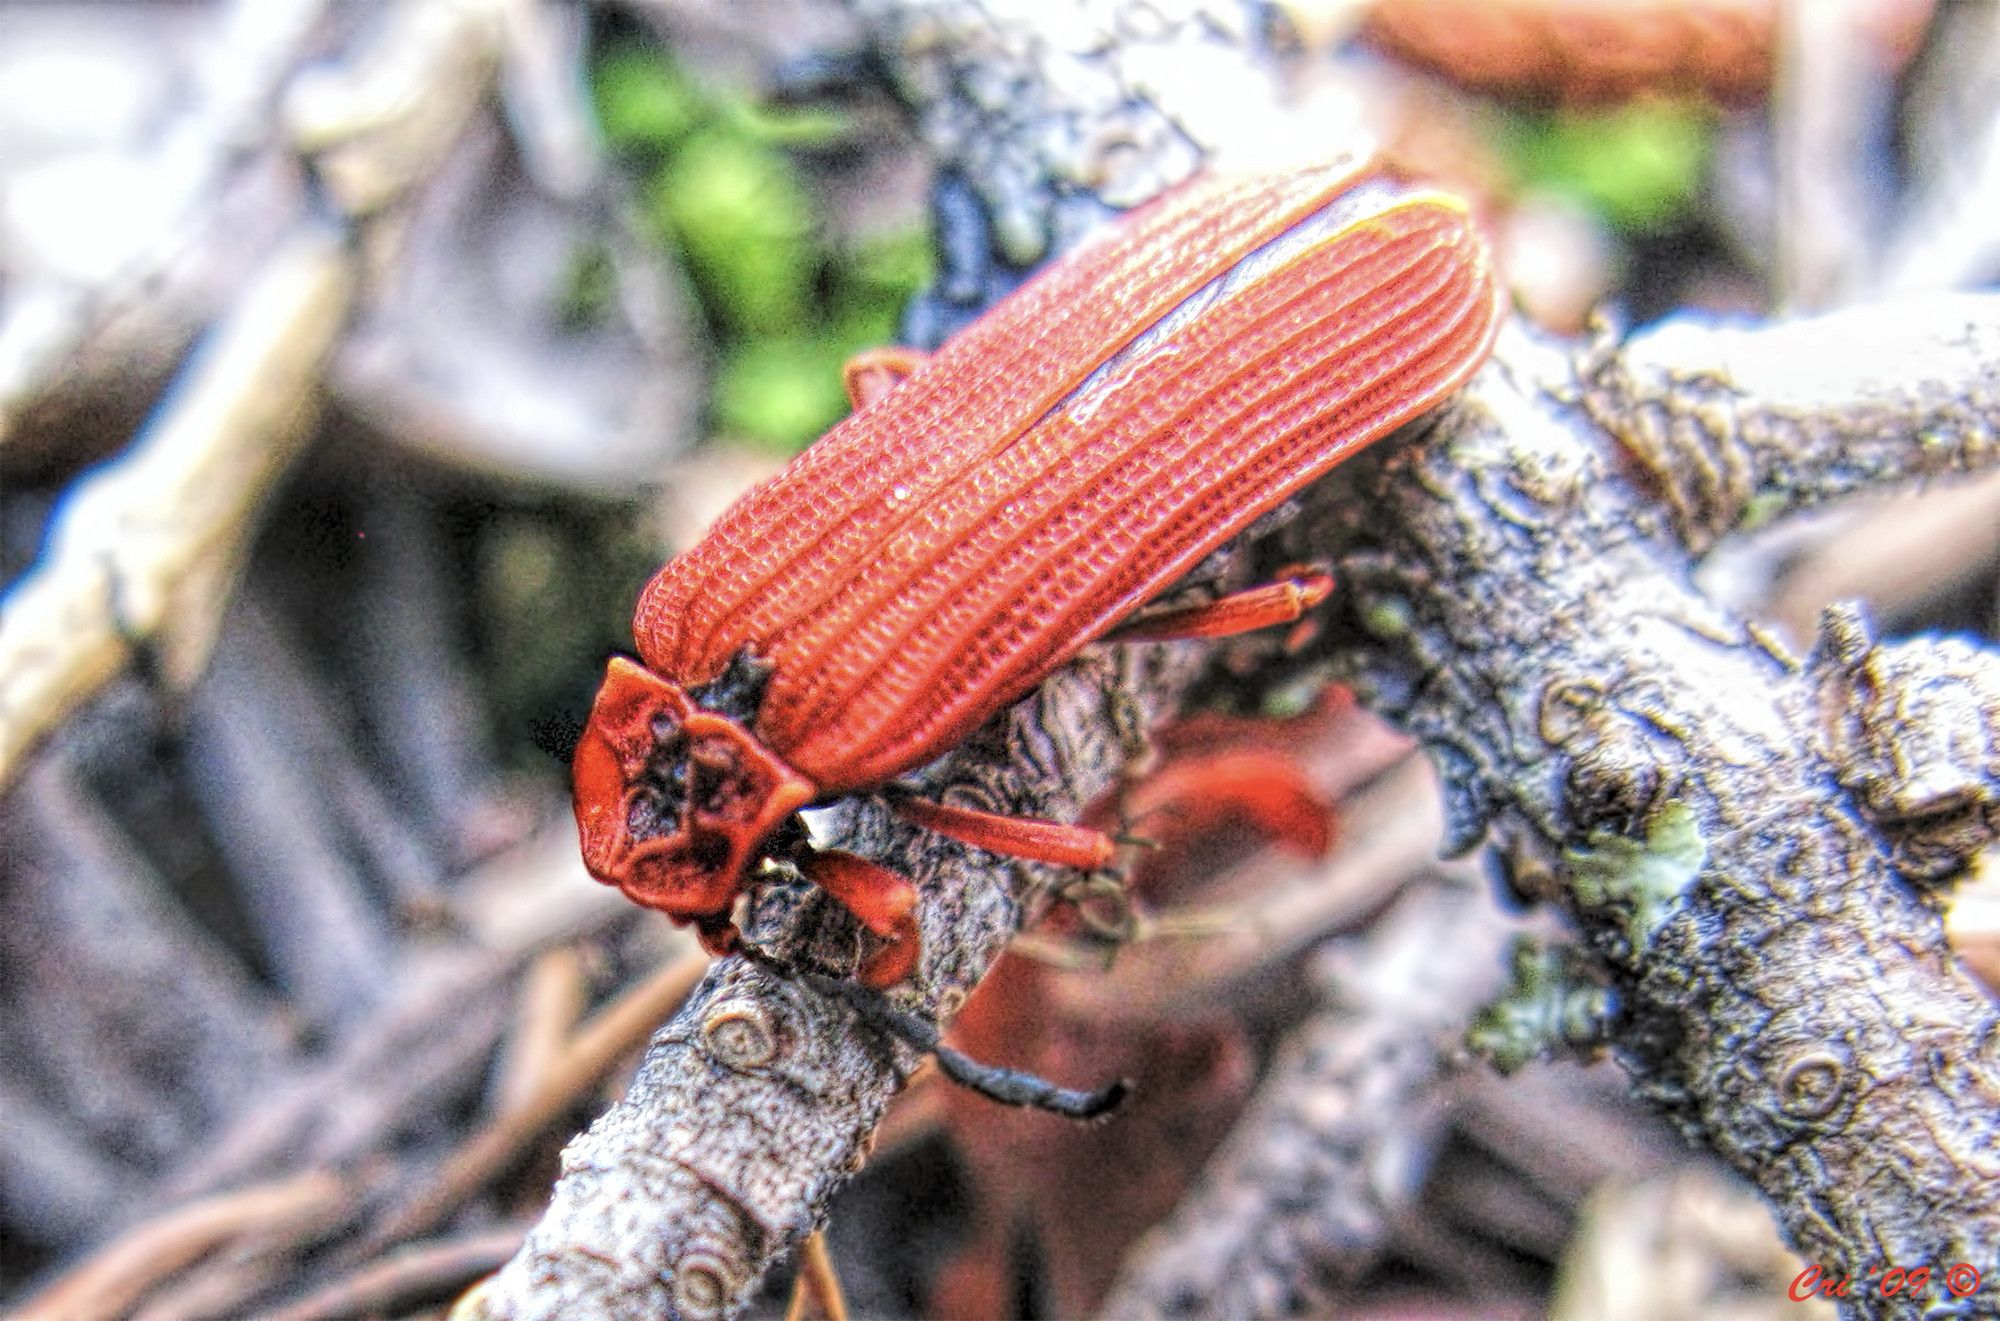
[1790, 1262, 1982, 1301]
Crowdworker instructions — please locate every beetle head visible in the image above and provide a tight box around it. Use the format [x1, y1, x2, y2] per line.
[573, 657, 816, 923]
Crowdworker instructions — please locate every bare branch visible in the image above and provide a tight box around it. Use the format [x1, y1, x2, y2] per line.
[13, 1168, 354, 1321]
[1575, 294, 2000, 553]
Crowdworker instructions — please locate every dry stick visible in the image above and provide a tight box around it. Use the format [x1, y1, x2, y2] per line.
[0, 0, 333, 450]
[1768, 469, 2000, 644]
[493, 945, 589, 1117]
[781, 1230, 851, 1321]
[1102, 874, 1517, 1317]
[327, 739, 454, 921]
[125, 955, 632, 1317]
[364, 949, 711, 1252]
[152, 824, 644, 1208]
[0, 227, 354, 787]
[1773, 0, 1889, 309]
[184, 591, 401, 1028]
[0, 1073, 137, 1248]
[12, 1169, 352, 1321]
[1325, 310, 2000, 1311]
[153, 949, 516, 1206]
[0, 0, 511, 788]
[345, 478, 494, 856]
[1878, 0, 2000, 293]
[1, 757, 287, 1162]
[261, 1226, 529, 1321]
[125, 1162, 394, 1321]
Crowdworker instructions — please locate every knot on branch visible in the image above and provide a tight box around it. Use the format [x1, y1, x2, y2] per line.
[1538, 677, 1688, 839]
[1808, 604, 2000, 888]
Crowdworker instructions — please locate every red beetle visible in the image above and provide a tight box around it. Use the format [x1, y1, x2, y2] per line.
[574, 158, 1503, 986]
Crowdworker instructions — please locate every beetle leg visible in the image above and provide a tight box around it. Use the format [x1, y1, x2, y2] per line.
[1055, 871, 1141, 944]
[1104, 568, 1334, 644]
[1123, 746, 1336, 859]
[889, 794, 1117, 872]
[799, 848, 922, 987]
[794, 964, 1127, 1120]
[841, 346, 930, 409]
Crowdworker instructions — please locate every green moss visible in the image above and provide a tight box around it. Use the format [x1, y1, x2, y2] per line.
[554, 239, 617, 332]
[652, 131, 816, 338]
[1733, 488, 1790, 536]
[594, 46, 705, 147]
[1360, 596, 1415, 640]
[714, 336, 852, 452]
[1494, 101, 1712, 233]
[592, 41, 931, 451]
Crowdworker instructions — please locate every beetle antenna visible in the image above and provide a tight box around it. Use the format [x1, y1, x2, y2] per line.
[747, 951, 1128, 1120]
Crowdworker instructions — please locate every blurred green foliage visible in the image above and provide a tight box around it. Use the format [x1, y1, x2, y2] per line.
[1493, 100, 1712, 233]
[592, 43, 931, 451]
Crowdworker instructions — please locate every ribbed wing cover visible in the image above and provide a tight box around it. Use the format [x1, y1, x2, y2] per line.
[634, 161, 1502, 792]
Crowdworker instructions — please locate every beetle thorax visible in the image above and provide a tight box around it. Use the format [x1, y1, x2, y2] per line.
[572, 656, 815, 922]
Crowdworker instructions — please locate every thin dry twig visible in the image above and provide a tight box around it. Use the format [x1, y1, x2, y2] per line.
[366, 947, 710, 1251]
[1766, 471, 2000, 644]
[781, 1229, 851, 1321]
[2, 754, 288, 1161]
[152, 950, 518, 1207]
[264, 1226, 528, 1321]
[13, 1168, 353, 1321]
[493, 946, 590, 1118]
[1774, 0, 1895, 308]
[184, 591, 401, 1027]
[1102, 873, 1518, 1317]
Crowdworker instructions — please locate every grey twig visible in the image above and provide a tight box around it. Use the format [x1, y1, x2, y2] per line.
[184, 593, 400, 1029]
[1102, 873, 1518, 1318]
[0, 758, 287, 1163]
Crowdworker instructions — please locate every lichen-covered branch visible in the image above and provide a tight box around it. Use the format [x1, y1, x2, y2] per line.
[1296, 318, 2000, 1316]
